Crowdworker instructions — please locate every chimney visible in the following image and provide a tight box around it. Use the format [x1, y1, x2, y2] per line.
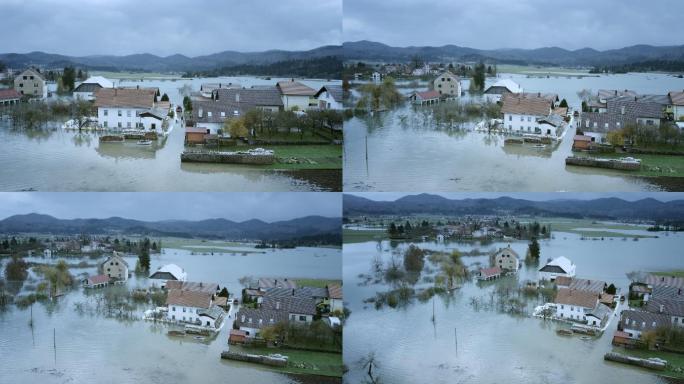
[198, 108, 203, 117]
[660, 304, 665, 313]
[291, 288, 295, 296]
[621, 106, 625, 115]
[276, 301, 281, 310]
[241, 315, 245, 322]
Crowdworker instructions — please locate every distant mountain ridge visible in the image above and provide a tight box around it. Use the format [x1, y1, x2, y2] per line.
[343, 40, 684, 67]
[0, 214, 342, 242]
[0, 45, 343, 72]
[343, 194, 684, 221]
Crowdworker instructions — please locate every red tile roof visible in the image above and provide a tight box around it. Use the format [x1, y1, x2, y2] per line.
[88, 274, 110, 285]
[554, 288, 598, 309]
[0, 88, 21, 100]
[414, 90, 441, 100]
[327, 284, 342, 299]
[480, 266, 502, 278]
[501, 93, 552, 116]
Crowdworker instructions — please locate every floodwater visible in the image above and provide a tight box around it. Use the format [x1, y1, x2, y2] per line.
[344, 72, 684, 192]
[343, 230, 684, 384]
[0, 246, 341, 384]
[0, 76, 340, 192]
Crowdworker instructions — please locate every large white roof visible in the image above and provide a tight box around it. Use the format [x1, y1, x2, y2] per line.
[152, 263, 187, 281]
[82, 76, 114, 88]
[546, 256, 574, 271]
[490, 79, 523, 93]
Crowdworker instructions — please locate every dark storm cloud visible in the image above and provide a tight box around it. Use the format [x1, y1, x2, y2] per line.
[344, 0, 684, 50]
[0, 0, 341, 56]
[0, 193, 341, 222]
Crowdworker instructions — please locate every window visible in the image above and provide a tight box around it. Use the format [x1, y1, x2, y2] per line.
[299, 315, 306, 321]
[29, 76, 34, 80]
[19, 83, 23, 88]
[172, 307, 176, 311]
[118, 110, 122, 117]
[508, 115, 512, 121]
[104, 110, 108, 116]
[103, 121, 108, 128]
[605, 123, 609, 129]
[127, 110, 131, 117]
[508, 125, 512, 130]
[23, 76, 27, 80]
[220, 112, 225, 117]
[117, 122, 122, 128]
[527, 116, 531, 122]
[207, 111, 212, 117]
[127, 122, 131, 128]
[183, 307, 186, 312]
[520, 116, 524, 122]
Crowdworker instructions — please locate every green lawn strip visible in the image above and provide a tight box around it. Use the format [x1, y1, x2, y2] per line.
[558, 230, 654, 239]
[538, 219, 654, 238]
[343, 229, 387, 244]
[232, 346, 343, 377]
[613, 347, 684, 379]
[575, 152, 684, 178]
[159, 237, 261, 253]
[293, 278, 342, 288]
[651, 271, 684, 278]
[496, 64, 590, 76]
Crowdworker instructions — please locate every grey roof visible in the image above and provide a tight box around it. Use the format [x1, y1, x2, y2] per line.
[621, 309, 671, 332]
[315, 85, 343, 102]
[647, 298, 684, 317]
[140, 107, 167, 120]
[199, 306, 225, 320]
[638, 94, 671, 106]
[192, 100, 236, 124]
[261, 295, 317, 315]
[537, 113, 564, 127]
[651, 285, 684, 301]
[598, 89, 637, 101]
[643, 274, 684, 288]
[258, 278, 297, 290]
[214, 87, 283, 107]
[264, 286, 329, 300]
[236, 308, 287, 329]
[609, 99, 663, 119]
[74, 83, 102, 93]
[586, 303, 612, 320]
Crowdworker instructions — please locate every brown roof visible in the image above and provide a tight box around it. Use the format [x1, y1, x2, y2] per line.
[87, 274, 110, 285]
[480, 266, 502, 278]
[327, 284, 342, 300]
[165, 281, 218, 294]
[556, 277, 606, 294]
[600, 293, 615, 305]
[0, 88, 21, 100]
[214, 296, 228, 307]
[553, 107, 568, 116]
[276, 81, 316, 96]
[166, 289, 212, 309]
[413, 90, 441, 100]
[670, 91, 684, 106]
[501, 94, 552, 116]
[554, 288, 598, 309]
[574, 135, 593, 142]
[94, 88, 156, 109]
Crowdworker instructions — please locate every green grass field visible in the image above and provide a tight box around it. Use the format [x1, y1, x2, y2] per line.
[540, 218, 655, 238]
[343, 229, 387, 244]
[231, 346, 343, 377]
[159, 237, 264, 254]
[613, 347, 684, 379]
[496, 64, 592, 76]
[294, 278, 342, 288]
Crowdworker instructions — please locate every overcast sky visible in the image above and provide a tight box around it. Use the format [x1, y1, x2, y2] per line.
[0, 0, 341, 56]
[0, 193, 341, 222]
[344, 0, 684, 50]
[348, 193, 684, 202]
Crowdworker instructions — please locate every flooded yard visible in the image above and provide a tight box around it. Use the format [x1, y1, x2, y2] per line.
[342, 229, 684, 384]
[0, 246, 341, 384]
[344, 73, 684, 192]
[0, 76, 341, 192]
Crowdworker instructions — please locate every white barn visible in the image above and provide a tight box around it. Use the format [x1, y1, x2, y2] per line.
[539, 256, 576, 282]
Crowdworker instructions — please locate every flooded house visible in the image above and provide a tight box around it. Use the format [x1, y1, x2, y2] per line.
[579, 95, 665, 144]
[477, 266, 502, 281]
[668, 90, 684, 120]
[484, 79, 523, 103]
[432, 71, 461, 97]
[83, 274, 110, 289]
[493, 246, 519, 272]
[327, 283, 343, 313]
[94, 87, 168, 132]
[0, 88, 21, 106]
[261, 295, 318, 324]
[14, 68, 47, 99]
[276, 80, 317, 110]
[73, 76, 114, 101]
[100, 252, 129, 282]
[618, 309, 671, 340]
[149, 263, 188, 284]
[191, 87, 283, 134]
[234, 308, 288, 338]
[314, 85, 344, 110]
[555, 276, 606, 294]
[166, 289, 217, 326]
[553, 288, 599, 322]
[538, 256, 576, 281]
[501, 93, 565, 139]
[408, 90, 441, 105]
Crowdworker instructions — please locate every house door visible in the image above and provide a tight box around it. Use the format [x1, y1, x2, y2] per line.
[151, 123, 156, 130]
